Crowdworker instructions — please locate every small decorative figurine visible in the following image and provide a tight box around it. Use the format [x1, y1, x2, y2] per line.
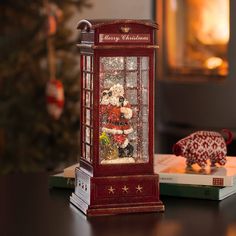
[44, 1, 64, 120]
[173, 129, 233, 169]
[46, 79, 64, 120]
[70, 19, 164, 216]
[100, 83, 134, 164]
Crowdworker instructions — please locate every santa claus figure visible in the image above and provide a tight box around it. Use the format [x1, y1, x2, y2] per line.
[100, 84, 134, 158]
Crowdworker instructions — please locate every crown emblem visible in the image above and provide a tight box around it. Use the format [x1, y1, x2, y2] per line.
[120, 26, 131, 33]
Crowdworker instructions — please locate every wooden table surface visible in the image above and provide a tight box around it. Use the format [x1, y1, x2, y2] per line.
[1, 173, 236, 236]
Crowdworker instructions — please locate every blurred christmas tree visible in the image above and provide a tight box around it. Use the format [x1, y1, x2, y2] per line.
[0, 0, 91, 173]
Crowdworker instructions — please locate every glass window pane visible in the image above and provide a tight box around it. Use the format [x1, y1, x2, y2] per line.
[91, 57, 93, 72]
[90, 110, 93, 124]
[126, 57, 137, 70]
[99, 56, 150, 165]
[82, 55, 86, 70]
[142, 122, 148, 143]
[142, 141, 149, 161]
[83, 72, 86, 88]
[141, 71, 149, 88]
[86, 145, 90, 161]
[86, 73, 90, 89]
[90, 92, 93, 106]
[86, 92, 90, 107]
[141, 57, 149, 70]
[101, 57, 124, 71]
[104, 72, 124, 88]
[126, 89, 137, 105]
[86, 127, 90, 144]
[91, 128, 93, 142]
[86, 109, 90, 126]
[126, 72, 137, 88]
[82, 107, 85, 125]
[142, 106, 149, 122]
[129, 122, 137, 140]
[91, 74, 93, 91]
[142, 88, 148, 105]
[83, 125, 86, 142]
[86, 56, 91, 71]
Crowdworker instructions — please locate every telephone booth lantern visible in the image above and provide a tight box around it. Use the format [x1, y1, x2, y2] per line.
[70, 19, 164, 216]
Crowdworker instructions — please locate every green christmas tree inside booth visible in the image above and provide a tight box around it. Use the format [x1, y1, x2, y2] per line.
[0, 0, 91, 174]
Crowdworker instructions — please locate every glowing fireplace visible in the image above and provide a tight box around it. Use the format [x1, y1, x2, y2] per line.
[162, 0, 229, 78]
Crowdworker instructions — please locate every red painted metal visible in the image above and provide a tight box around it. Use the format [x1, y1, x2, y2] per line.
[72, 19, 164, 216]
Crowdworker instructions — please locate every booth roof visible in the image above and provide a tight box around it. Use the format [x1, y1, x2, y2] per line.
[77, 19, 158, 31]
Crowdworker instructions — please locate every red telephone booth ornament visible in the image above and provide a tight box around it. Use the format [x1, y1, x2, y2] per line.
[70, 19, 164, 216]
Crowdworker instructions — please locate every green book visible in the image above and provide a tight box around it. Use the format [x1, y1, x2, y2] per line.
[49, 173, 75, 189]
[160, 183, 236, 200]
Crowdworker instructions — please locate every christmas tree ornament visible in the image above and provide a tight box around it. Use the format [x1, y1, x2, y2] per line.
[173, 129, 233, 169]
[45, 1, 63, 36]
[46, 79, 64, 120]
[70, 19, 164, 216]
[44, 0, 64, 120]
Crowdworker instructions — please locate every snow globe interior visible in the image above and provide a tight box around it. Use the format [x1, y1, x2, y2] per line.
[99, 56, 149, 165]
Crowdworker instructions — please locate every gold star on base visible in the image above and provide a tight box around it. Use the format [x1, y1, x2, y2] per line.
[122, 185, 129, 193]
[136, 185, 143, 193]
[108, 186, 115, 194]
